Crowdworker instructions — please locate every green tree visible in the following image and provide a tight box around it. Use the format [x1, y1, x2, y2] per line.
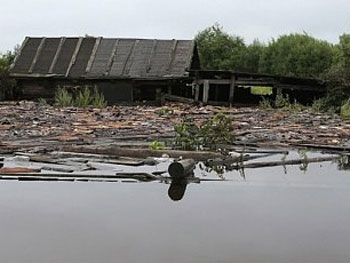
[195, 24, 246, 70]
[0, 51, 15, 71]
[259, 33, 336, 78]
[322, 34, 350, 108]
[240, 39, 266, 73]
[0, 48, 18, 100]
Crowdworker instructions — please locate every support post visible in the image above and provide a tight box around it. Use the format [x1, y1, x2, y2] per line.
[194, 71, 200, 102]
[202, 80, 210, 103]
[229, 75, 236, 106]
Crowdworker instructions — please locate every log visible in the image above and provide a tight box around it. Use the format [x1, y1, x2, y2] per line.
[232, 156, 340, 169]
[168, 159, 196, 178]
[0, 167, 41, 174]
[61, 145, 223, 161]
[164, 94, 195, 104]
[292, 143, 350, 152]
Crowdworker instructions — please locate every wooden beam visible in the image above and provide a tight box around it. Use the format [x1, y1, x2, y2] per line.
[105, 39, 119, 76]
[28, 37, 46, 73]
[49, 37, 65, 74]
[122, 39, 139, 75]
[65, 37, 83, 77]
[166, 39, 178, 73]
[146, 39, 158, 73]
[85, 37, 102, 75]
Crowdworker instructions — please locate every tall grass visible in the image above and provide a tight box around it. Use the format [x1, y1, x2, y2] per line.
[54, 86, 107, 108]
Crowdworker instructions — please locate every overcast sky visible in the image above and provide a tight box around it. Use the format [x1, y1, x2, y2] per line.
[1, 0, 350, 52]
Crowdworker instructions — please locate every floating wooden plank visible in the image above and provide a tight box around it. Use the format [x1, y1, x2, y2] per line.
[0, 167, 41, 174]
[61, 145, 223, 161]
[232, 156, 340, 169]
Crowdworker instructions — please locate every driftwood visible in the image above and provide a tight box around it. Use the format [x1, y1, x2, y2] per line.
[0, 167, 41, 174]
[61, 145, 223, 161]
[232, 155, 340, 169]
[292, 143, 350, 153]
[164, 94, 195, 104]
[115, 172, 160, 182]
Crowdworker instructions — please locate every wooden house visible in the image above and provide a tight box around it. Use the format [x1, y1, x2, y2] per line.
[10, 37, 200, 104]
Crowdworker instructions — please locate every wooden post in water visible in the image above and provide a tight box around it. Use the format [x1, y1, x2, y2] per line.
[168, 159, 196, 178]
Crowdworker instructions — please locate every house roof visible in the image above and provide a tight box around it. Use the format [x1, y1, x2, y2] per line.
[10, 37, 198, 80]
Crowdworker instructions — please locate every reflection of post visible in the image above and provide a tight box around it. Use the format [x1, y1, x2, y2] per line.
[168, 179, 188, 201]
[168, 159, 195, 179]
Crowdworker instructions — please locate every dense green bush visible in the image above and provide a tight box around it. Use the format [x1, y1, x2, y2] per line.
[196, 25, 336, 78]
[0, 50, 17, 100]
[174, 113, 235, 150]
[259, 33, 336, 78]
[322, 34, 350, 110]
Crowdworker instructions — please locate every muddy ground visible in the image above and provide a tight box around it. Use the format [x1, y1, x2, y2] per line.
[1, 100, 350, 153]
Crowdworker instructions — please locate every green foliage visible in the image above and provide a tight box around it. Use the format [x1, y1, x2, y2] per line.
[38, 98, 48, 106]
[322, 34, 350, 110]
[259, 91, 307, 111]
[149, 140, 165, 150]
[0, 50, 16, 71]
[92, 88, 108, 108]
[275, 91, 291, 108]
[174, 113, 235, 151]
[54, 86, 107, 108]
[75, 87, 93, 107]
[174, 117, 201, 150]
[251, 86, 273, 95]
[240, 39, 266, 73]
[0, 50, 17, 101]
[259, 96, 273, 109]
[196, 25, 335, 78]
[195, 23, 246, 70]
[55, 87, 73, 106]
[157, 106, 173, 116]
[341, 99, 350, 120]
[199, 113, 235, 149]
[259, 33, 336, 78]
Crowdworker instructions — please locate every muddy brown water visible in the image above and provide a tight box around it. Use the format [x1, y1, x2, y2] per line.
[1, 152, 350, 263]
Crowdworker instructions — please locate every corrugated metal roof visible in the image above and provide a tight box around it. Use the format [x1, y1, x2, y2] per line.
[10, 37, 197, 79]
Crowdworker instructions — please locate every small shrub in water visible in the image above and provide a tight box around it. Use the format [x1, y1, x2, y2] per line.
[173, 113, 235, 151]
[149, 140, 165, 150]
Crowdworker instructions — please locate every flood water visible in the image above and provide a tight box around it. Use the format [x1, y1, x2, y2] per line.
[1, 153, 350, 262]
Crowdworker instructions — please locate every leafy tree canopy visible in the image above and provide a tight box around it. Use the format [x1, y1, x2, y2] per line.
[195, 23, 246, 70]
[259, 33, 336, 78]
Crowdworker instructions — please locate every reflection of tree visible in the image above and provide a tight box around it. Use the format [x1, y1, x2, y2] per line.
[200, 156, 246, 179]
[337, 155, 350, 170]
[297, 150, 309, 172]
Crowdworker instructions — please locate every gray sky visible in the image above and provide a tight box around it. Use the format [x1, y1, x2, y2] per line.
[1, 0, 350, 52]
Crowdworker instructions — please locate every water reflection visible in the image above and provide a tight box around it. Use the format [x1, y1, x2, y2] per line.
[168, 179, 188, 201]
[338, 155, 350, 170]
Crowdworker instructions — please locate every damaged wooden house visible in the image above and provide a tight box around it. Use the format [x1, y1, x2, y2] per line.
[10, 37, 200, 104]
[10, 36, 326, 106]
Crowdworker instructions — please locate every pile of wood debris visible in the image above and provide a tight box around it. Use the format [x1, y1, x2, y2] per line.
[1, 100, 350, 153]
